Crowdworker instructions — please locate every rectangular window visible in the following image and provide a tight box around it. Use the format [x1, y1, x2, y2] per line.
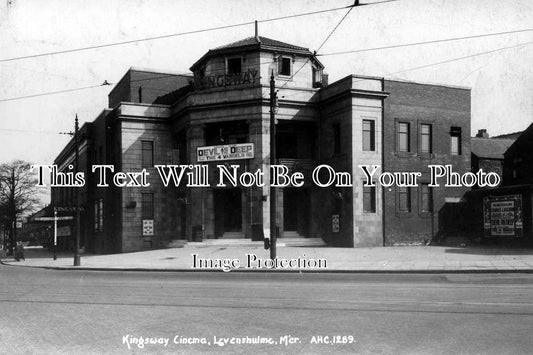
[278, 57, 291, 76]
[450, 127, 462, 155]
[94, 199, 103, 232]
[98, 199, 103, 231]
[141, 140, 153, 167]
[420, 183, 433, 213]
[398, 186, 411, 213]
[398, 122, 410, 152]
[227, 57, 242, 74]
[94, 202, 99, 232]
[99, 146, 103, 164]
[333, 123, 341, 156]
[420, 124, 432, 153]
[142, 193, 154, 220]
[362, 120, 375, 151]
[363, 186, 376, 213]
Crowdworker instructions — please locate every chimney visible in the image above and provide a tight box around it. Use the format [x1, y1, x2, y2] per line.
[255, 20, 261, 43]
[476, 129, 489, 138]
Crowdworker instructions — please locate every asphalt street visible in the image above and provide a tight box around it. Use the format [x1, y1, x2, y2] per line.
[1, 265, 533, 354]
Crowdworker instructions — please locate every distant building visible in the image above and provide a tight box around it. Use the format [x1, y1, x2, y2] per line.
[471, 129, 515, 184]
[460, 124, 533, 245]
[503, 122, 533, 186]
[52, 36, 471, 253]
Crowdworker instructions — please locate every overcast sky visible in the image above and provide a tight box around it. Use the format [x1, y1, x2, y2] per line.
[1, 0, 532, 169]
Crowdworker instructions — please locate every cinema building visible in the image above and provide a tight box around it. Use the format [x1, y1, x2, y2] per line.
[51, 36, 471, 253]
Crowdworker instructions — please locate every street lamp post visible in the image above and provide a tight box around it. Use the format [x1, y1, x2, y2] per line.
[73, 115, 81, 266]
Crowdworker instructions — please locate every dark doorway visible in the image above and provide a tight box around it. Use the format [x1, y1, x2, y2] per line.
[283, 188, 310, 237]
[214, 189, 242, 237]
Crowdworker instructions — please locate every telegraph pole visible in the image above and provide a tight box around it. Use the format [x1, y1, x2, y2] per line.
[73, 114, 81, 266]
[269, 71, 277, 260]
[53, 208, 57, 260]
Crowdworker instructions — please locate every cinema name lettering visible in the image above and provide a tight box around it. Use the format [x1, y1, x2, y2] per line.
[194, 69, 259, 90]
[483, 194, 523, 237]
[197, 143, 254, 162]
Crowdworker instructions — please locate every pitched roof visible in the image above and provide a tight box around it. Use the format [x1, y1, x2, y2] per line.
[492, 131, 524, 140]
[214, 36, 309, 51]
[471, 137, 515, 159]
[190, 36, 322, 72]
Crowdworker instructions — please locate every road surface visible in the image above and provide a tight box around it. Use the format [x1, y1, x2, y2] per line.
[1, 265, 532, 354]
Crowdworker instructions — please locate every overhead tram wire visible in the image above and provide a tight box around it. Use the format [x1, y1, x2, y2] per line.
[3, 40, 532, 104]
[0, 81, 112, 103]
[386, 40, 533, 78]
[275, 1, 358, 95]
[318, 28, 533, 57]
[0, 3, 364, 64]
[0, 128, 69, 135]
[278, 40, 533, 100]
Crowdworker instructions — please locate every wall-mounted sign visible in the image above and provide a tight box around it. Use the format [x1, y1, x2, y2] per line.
[197, 143, 254, 162]
[483, 195, 523, 237]
[332, 214, 340, 233]
[142, 219, 154, 236]
[54, 206, 85, 212]
[194, 69, 259, 90]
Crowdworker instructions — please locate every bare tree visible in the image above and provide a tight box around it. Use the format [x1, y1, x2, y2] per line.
[0, 160, 39, 255]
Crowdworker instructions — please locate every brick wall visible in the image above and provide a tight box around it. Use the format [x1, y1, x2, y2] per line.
[382, 80, 471, 245]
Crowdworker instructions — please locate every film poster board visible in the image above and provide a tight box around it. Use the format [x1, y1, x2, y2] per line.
[483, 194, 523, 237]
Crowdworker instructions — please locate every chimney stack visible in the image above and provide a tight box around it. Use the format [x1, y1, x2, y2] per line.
[255, 20, 261, 42]
[476, 129, 489, 138]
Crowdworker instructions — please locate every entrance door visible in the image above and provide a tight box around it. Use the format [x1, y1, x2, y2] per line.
[214, 189, 242, 238]
[283, 188, 310, 237]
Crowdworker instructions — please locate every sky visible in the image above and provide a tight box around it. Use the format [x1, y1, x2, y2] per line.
[1, 0, 532, 171]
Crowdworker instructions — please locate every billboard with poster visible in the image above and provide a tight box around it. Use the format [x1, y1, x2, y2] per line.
[483, 195, 523, 237]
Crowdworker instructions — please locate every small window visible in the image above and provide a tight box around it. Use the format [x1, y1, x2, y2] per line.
[142, 193, 154, 220]
[141, 141, 153, 167]
[333, 123, 341, 156]
[278, 57, 291, 76]
[420, 124, 432, 154]
[363, 186, 376, 213]
[227, 57, 242, 74]
[398, 186, 411, 213]
[99, 146, 103, 164]
[420, 183, 433, 213]
[94, 199, 104, 232]
[363, 120, 375, 151]
[398, 122, 410, 152]
[450, 127, 462, 155]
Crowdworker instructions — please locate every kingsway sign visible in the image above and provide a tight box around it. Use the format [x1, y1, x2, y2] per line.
[197, 143, 254, 162]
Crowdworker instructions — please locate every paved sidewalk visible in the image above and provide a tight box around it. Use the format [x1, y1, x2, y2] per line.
[2, 244, 533, 272]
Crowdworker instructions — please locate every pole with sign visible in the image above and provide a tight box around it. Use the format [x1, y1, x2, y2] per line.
[35, 215, 73, 260]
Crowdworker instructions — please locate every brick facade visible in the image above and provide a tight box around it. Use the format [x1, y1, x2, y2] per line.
[382, 80, 471, 245]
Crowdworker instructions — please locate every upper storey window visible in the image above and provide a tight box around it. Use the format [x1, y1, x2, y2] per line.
[450, 126, 462, 155]
[227, 57, 242, 74]
[278, 56, 292, 76]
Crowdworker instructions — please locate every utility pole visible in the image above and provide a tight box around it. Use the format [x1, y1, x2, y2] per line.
[269, 71, 277, 260]
[53, 208, 57, 260]
[10, 166, 16, 256]
[73, 115, 81, 266]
